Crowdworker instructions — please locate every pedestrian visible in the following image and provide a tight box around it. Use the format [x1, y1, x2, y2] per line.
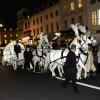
[85, 44, 96, 77]
[24, 45, 34, 71]
[62, 44, 80, 93]
[14, 40, 21, 59]
[97, 46, 100, 75]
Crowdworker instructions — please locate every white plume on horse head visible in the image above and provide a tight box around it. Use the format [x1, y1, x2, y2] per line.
[78, 25, 87, 34]
[43, 34, 49, 43]
[37, 32, 44, 44]
[70, 23, 79, 37]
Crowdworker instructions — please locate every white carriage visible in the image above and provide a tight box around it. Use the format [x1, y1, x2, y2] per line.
[2, 42, 25, 70]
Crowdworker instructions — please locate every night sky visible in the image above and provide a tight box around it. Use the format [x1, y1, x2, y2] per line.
[0, 0, 47, 28]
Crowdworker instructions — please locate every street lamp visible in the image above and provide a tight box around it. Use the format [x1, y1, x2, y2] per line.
[0, 24, 3, 28]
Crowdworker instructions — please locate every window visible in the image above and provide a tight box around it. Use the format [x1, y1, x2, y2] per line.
[37, 28, 39, 34]
[25, 23, 27, 29]
[33, 19, 35, 25]
[41, 26, 43, 32]
[16, 34, 18, 37]
[51, 23, 53, 32]
[50, 12, 53, 18]
[36, 18, 39, 24]
[40, 16, 43, 22]
[56, 22, 59, 31]
[90, 0, 96, 4]
[33, 29, 36, 36]
[78, 0, 83, 8]
[97, 9, 100, 25]
[46, 25, 49, 33]
[71, 18, 75, 24]
[64, 20, 67, 29]
[46, 15, 48, 20]
[55, 10, 59, 16]
[28, 21, 31, 28]
[70, 2, 75, 11]
[4, 34, 7, 38]
[92, 11, 97, 25]
[5, 40, 7, 44]
[79, 16, 83, 24]
[10, 34, 12, 37]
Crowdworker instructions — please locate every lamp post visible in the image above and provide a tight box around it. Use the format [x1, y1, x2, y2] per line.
[0, 24, 3, 28]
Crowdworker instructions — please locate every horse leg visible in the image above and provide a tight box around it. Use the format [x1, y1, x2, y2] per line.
[77, 65, 82, 80]
[33, 60, 37, 72]
[13, 60, 17, 70]
[78, 60, 87, 79]
[49, 63, 56, 77]
[57, 65, 63, 77]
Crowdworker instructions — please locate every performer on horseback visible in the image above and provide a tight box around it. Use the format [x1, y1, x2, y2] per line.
[14, 40, 21, 59]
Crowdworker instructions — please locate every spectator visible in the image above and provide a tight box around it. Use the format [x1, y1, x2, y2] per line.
[24, 45, 34, 71]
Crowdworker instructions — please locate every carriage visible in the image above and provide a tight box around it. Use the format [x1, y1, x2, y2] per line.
[2, 42, 25, 70]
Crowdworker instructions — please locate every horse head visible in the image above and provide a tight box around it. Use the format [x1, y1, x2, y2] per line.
[78, 25, 87, 34]
[70, 23, 80, 37]
[86, 31, 97, 46]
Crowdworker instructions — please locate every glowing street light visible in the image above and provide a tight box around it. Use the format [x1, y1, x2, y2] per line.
[0, 24, 3, 28]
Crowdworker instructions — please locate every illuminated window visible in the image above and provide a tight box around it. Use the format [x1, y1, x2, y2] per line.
[5, 40, 7, 44]
[97, 9, 100, 25]
[16, 34, 18, 37]
[70, 2, 75, 11]
[4, 34, 7, 38]
[10, 34, 12, 37]
[92, 11, 97, 25]
[78, 0, 83, 8]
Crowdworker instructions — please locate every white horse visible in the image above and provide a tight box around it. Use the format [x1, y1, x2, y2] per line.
[32, 32, 52, 72]
[44, 24, 97, 80]
[2, 42, 25, 70]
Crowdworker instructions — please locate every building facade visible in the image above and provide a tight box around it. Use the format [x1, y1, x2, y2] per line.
[17, 0, 100, 43]
[87, 0, 100, 33]
[0, 28, 17, 47]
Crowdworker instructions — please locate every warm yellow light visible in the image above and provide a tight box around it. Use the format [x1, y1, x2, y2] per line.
[0, 24, 3, 27]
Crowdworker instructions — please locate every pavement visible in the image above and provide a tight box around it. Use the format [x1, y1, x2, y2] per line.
[0, 64, 100, 100]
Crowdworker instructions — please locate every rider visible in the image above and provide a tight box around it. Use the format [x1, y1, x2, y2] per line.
[14, 40, 21, 59]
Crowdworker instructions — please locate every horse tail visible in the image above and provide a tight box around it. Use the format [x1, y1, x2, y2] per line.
[44, 52, 50, 71]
